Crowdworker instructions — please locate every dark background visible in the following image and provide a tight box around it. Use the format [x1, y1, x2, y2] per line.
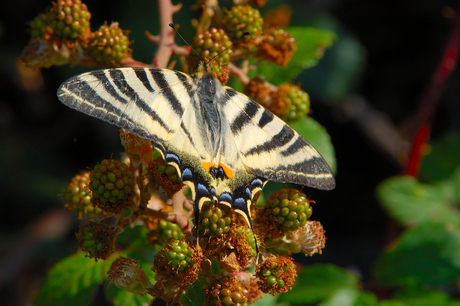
[1, 0, 459, 304]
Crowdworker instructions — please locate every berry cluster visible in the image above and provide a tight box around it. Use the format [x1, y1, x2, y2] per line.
[30, 0, 91, 40]
[190, 28, 232, 82]
[76, 221, 115, 260]
[148, 157, 184, 197]
[153, 239, 200, 287]
[198, 201, 232, 237]
[89, 159, 134, 214]
[257, 28, 297, 67]
[278, 84, 311, 121]
[222, 5, 263, 48]
[235, 226, 259, 258]
[88, 22, 132, 67]
[206, 277, 249, 306]
[63, 170, 102, 219]
[256, 257, 297, 295]
[263, 188, 312, 232]
[147, 219, 183, 250]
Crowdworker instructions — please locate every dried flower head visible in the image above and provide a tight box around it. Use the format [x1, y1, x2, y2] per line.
[108, 257, 153, 295]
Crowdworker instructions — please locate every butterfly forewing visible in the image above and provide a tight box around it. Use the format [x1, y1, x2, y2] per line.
[58, 68, 193, 143]
[219, 87, 335, 190]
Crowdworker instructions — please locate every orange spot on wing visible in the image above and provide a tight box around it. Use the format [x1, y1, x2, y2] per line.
[202, 161, 212, 173]
[217, 163, 233, 179]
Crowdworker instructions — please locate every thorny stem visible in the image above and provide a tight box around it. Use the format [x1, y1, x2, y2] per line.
[154, 0, 183, 68]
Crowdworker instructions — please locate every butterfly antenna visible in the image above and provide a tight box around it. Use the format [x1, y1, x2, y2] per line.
[169, 23, 204, 61]
[209, 31, 250, 63]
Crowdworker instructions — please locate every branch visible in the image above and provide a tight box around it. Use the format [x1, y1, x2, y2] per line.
[154, 0, 183, 68]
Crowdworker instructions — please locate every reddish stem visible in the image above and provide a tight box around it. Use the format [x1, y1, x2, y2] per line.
[404, 12, 460, 177]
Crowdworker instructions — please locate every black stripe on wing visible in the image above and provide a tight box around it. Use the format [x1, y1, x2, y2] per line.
[58, 69, 173, 135]
[151, 70, 185, 117]
[258, 109, 274, 128]
[134, 69, 155, 92]
[244, 125, 295, 156]
[230, 100, 260, 134]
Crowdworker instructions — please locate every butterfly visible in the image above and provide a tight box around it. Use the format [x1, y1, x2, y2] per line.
[57, 62, 335, 234]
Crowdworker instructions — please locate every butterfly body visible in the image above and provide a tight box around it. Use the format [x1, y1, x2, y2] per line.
[58, 63, 335, 229]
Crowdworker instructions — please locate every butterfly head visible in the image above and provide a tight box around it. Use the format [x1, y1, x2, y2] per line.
[193, 61, 214, 79]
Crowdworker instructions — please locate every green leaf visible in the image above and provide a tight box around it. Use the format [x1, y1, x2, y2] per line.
[379, 300, 409, 306]
[290, 117, 337, 174]
[378, 176, 460, 227]
[106, 286, 153, 306]
[374, 223, 460, 287]
[354, 291, 379, 306]
[180, 277, 207, 306]
[319, 288, 361, 306]
[34, 252, 108, 306]
[279, 264, 360, 304]
[251, 293, 279, 306]
[250, 26, 337, 85]
[296, 14, 366, 102]
[420, 132, 460, 182]
[393, 287, 458, 306]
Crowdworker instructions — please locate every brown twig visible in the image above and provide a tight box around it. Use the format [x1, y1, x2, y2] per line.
[154, 0, 183, 68]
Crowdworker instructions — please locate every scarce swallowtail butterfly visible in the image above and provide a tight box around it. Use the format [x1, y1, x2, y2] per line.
[57, 62, 335, 235]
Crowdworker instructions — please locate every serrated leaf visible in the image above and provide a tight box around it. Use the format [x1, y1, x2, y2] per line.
[289, 117, 337, 174]
[279, 264, 359, 304]
[180, 277, 207, 306]
[250, 26, 337, 85]
[34, 252, 108, 306]
[374, 223, 460, 287]
[378, 176, 460, 227]
[420, 132, 460, 182]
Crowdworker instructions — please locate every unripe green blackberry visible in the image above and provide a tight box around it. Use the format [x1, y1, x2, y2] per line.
[148, 219, 183, 250]
[153, 239, 200, 286]
[64, 170, 102, 219]
[148, 157, 184, 197]
[156, 163, 180, 184]
[265, 188, 311, 232]
[30, 14, 50, 38]
[256, 257, 297, 295]
[235, 226, 259, 257]
[278, 84, 310, 121]
[88, 22, 132, 67]
[50, 0, 91, 39]
[199, 201, 232, 237]
[89, 159, 134, 214]
[190, 28, 233, 78]
[76, 220, 115, 260]
[206, 278, 249, 306]
[222, 5, 263, 48]
[257, 28, 296, 67]
[31, 0, 91, 41]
